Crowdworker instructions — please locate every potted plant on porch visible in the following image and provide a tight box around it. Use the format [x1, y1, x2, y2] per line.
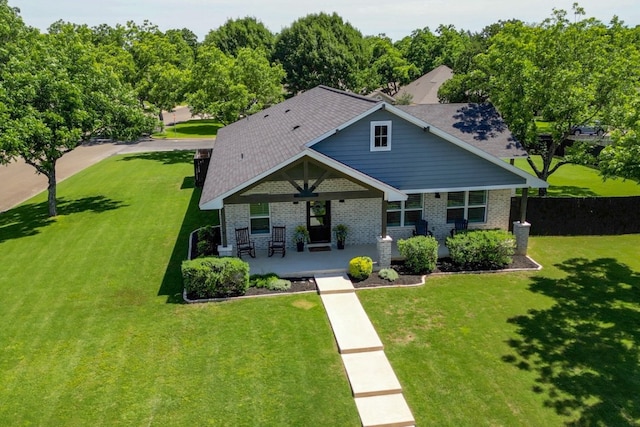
[333, 224, 348, 250]
[293, 225, 310, 252]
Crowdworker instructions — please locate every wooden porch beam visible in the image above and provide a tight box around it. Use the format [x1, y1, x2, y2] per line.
[520, 187, 529, 223]
[309, 170, 332, 193]
[225, 190, 380, 205]
[381, 199, 388, 237]
[280, 171, 304, 193]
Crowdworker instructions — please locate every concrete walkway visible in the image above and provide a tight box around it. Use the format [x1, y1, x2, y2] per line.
[0, 138, 214, 213]
[315, 274, 415, 427]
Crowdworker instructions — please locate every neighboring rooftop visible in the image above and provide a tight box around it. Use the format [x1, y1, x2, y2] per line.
[396, 65, 453, 105]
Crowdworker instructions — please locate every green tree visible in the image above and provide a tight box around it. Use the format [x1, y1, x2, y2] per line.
[365, 35, 419, 96]
[204, 17, 274, 57]
[0, 22, 155, 217]
[472, 6, 639, 193]
[187, 45, 284, 123]
[274, 12, 369, 93]
[126, 21, 194, 116]
[402, 27, 439, 75]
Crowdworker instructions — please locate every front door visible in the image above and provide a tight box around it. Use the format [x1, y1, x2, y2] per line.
[307, 201, 331, 243]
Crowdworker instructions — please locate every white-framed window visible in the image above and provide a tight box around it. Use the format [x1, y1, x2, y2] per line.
[249, 202, 270, 234]
[446, 191, 487, 224]
[370, 120, 392, 151]
[387, 194, 423, 227]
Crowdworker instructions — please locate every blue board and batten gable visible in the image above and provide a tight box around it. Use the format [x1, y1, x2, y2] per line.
[312, 109, 527, 191]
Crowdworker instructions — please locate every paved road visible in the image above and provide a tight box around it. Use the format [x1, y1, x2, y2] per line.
[0, 138, 215, 213]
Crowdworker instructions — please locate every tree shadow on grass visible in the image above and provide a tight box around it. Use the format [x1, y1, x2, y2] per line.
[0, 196, 126, 243]
[119, 150, 195, 165]
[503, 258, 640, 425]
[158, 183, 217, 303]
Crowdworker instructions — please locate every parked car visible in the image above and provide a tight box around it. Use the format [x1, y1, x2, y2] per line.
[571, 123, 605, 136]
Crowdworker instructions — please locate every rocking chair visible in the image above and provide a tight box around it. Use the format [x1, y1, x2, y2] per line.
[268, 226, 286, 257]
[450, 218, 468, 237]
[235, 227, 255, 258]
[413, 219, 433, 237]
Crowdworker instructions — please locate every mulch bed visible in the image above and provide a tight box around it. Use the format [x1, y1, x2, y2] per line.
[244, 278, 317, 296]
[351, 255, 539, 289]
[184, 255, 540, 301]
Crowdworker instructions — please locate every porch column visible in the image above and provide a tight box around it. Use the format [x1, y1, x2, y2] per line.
[519, 188, 529, 223]
[377, 199, 392, 268]
[381, 199, 388, 237]
[377, 236, 393, 269]
[217, 207, 234, 257]
[513, 188, 531, 256]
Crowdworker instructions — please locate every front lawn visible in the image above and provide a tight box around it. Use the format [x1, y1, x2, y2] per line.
[0, 151, 358, 426]
[153, 119, 223, 139]
[513, 158, 640, 197]
[2, 150, 637, 425]
[359, 234, 640, 426]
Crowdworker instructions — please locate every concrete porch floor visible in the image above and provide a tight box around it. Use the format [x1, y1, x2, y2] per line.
[241, 241, 449, 277]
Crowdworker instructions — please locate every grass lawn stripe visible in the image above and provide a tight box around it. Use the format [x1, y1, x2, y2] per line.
[0, 152, 359, 426]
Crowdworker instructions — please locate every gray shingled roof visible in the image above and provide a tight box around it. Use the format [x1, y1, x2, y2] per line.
[199, 86, 380, 209]
[397, 103, 528, 159]
[200, 87, 530, 209]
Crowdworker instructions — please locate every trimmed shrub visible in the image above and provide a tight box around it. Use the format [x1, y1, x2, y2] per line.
[196, 226, 218, 257]
[269, 279, 292, 291]
[182, 257, 249, 298]
[379, 268, 399, 282]
[250, 273, 291, 291]
[446, 229, 516, 270]
[397, 235, 439, 274]
[349, 256, 373, 280]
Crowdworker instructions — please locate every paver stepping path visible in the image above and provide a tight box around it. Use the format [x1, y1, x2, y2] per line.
[315, 274, 415, 427]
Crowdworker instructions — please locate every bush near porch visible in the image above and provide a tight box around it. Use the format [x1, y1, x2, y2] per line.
[446, 229, 516, 270]
[182, 257, 250, 298]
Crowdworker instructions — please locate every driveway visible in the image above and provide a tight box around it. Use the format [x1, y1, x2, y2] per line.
[0, 138, 214, 213]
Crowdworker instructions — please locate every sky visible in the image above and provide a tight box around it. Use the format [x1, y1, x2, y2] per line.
[9, 0, 640, 41]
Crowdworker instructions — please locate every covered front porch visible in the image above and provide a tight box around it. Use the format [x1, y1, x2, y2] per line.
[240, 242, 450, 278]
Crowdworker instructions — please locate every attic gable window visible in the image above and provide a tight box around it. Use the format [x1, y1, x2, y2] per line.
[370, 120, 392, 152]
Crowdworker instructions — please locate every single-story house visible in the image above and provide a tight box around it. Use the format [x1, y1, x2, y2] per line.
[199, 85, 547, 265]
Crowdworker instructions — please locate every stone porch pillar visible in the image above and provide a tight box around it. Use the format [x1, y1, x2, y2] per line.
[377, 235, 393, 269]
[513, 221, 531, 256]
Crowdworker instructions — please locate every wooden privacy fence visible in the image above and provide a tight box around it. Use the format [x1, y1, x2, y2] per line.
[510, 196, 640, 235]
[194, 149, 212, 188]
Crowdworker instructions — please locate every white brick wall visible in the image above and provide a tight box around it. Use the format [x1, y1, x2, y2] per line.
[224, 184, 514, 249]
[392, 189, 513, 241]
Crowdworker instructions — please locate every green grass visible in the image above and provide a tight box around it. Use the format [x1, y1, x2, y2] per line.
[153, 119, 223, 139]
[513, 158, 640, 197]
[535, 119, 554, 134]
[359, 235, 640, 426]
[2, 150, 638, 425]
[0, 152, 359, 426]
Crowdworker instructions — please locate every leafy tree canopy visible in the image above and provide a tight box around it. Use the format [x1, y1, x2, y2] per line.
[365, 35, 419, 96]
[0, 19, 155, 216]
[274, 12, 369, 93]
[203, 17, 274, 57]
[187, 46, 284, 124]
[457, 5, 639, 192]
